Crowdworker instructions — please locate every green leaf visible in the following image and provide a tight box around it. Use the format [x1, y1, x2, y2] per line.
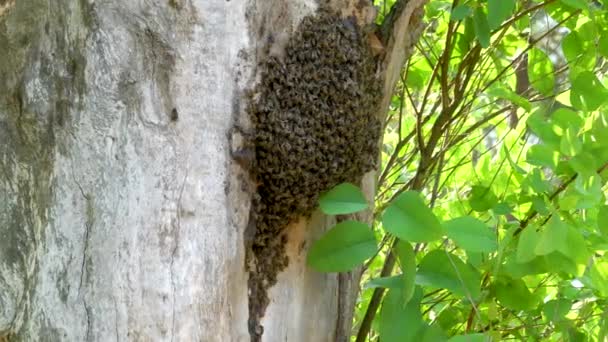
[503, 144, 527, 176]
[457, 18, 476, 54]
[318, 183, 368, 215]
[564, 226, 590, 265]
[562, 32, 596, 71]
[444, 216, 497, 253]
[589, 259, 608, 296]
[526, 144, 559, 170]
[436, 307, 466, 331]
[451, 5, 472, 21]
[486, 84, 531, 111]
[545, 252, 581, 276]
[535, 217, 570, 257]
[535, 217, 589, 267]
[517, 227, 541, 263]
[552, 108, 583, 132]
[378, 287, 424, 342]
[448, 333, 489, 342]
[494, 276, 540, 311]
[365, 275, 404, 289]
[468, 186, 498, 212]
[492, 202, 513, 215]
[417, 324, 448, 342]
[572, 175, 603, 209]
[406, 67, 426, 90]
[473, 8, 491, 48]
[526, 169, 551, 194]
[382, 191, 443, 242]
[395, 241, 417, 305]
[599, 34, 608, 58]
[543, 299, 571, 322]
[307, 220, 377, 272]
[559, 0, 588, 10]
[560, 126, 582, 157]
[588, 233, 608, 252]
[488, 0, 515, 30]
[571, 71, 608, 111]
[569, 152, 598, 178]
[531, 196, 550, 215]
[416, 250, 481, 300]
[528, 48, 555, 96]
[597, 205, 608, 236]
[503, 255, 549, 278]
[526, 110, 560, 148]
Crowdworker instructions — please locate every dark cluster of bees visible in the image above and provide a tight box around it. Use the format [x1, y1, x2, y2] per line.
[246, 7, 382, 339]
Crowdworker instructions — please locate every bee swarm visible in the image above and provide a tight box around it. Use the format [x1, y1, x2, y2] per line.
[246, 6, 382, 339]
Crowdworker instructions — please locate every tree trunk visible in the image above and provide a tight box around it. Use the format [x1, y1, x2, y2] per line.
[0, 0, 425, 341]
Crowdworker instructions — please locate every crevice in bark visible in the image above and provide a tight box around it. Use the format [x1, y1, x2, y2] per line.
[84, 300, 92, 342]
[244, 4, 383, 340]
[170, 173, 187, 342]
[71, 170, 93, 296]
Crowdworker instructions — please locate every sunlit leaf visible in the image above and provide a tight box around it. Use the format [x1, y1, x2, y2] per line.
[526, 110, 560, 148]
[597, 205, 608, 236]
[494, 276, 540, 311]
[488, 0, 515, 30]
[589, 259, 608, 296]
[517, 226, 541, 263]
[416, 250, 481, 300]
[444, 216, 497, 253]
[552, 108, 583, 132]
[307, 221, 377, 272]
[382, 191, 443, 242]
[487, 85, 531, 111]
[468, 186, 498, 212]
[599, 34, 608, 57]
[527, 144, 559, 169]
[570, 71, 608, 111]
[543, 299, 571, 322]
[535, 217, 569, 257]
[562, 31, 596, 71]
[318, 183, 368, 215]
[448, 333, 488, 342]
[528, 48, 555, 96]
[559, 0, 588, 10]
[560, 126, 582, 157]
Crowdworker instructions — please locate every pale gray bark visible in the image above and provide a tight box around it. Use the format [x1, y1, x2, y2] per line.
[0, 0, 426, 341]
[0, 1, 252, 340]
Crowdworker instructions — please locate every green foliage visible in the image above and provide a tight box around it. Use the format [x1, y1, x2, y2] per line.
[528, 48, 555, 96]
[306, 220, 377, 272]
[378, 287, 425, 342]
[444, 217, 497, 253]
[395, 241, 417, 304]
[417, 250, 481, 300]
[450, 5, 472, 21]
[311, 0, 608, 340]
[472, 8, 491, 48]
[382, 191, 444, 242]
[318, 182, 368, 215]
[488, 0, 514, 30]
